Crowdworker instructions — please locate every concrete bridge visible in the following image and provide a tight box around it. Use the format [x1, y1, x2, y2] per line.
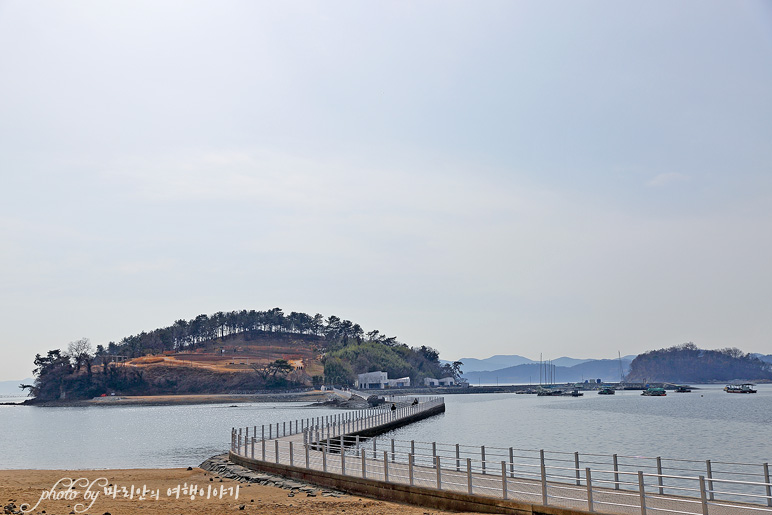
[229, 396, 772, 515]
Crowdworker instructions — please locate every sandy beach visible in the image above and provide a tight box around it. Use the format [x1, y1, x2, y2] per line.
[0, 468, 465, 515]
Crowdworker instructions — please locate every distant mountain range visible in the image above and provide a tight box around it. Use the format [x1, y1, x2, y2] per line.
[442, 354, 636, 385]
[444, 355, 601, 372]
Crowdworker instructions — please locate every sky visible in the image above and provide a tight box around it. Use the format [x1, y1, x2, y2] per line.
[1, 1, 771, 381]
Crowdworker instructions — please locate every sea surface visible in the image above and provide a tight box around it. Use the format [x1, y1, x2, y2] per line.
[0, 384, 770, 470]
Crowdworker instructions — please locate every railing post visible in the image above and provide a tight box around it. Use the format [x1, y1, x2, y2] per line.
[582, 467, 592, 512]
[509, 447, 514, 477]
[706, 460, 714, 501]
[432, 442, 437, 469]
[409, 453, 414, 485]
[638, 471, 646, 515]
[323, 445, 327, 472]
[501, 461, 508, 500]
[657, 457, 664, 495]
[764, 462, 772, 507]
[467, 458, 473, 494]
[456, 443, 461, 471]
[283, 421, 286, 437]
[411, 440, 415, 456]
[341, 447, 346, 475]
[383, 451, 389, 482]
[251, 437, 255, 459]
[289, 441, 294, 467]
[575, 451, 581, 486]
[262, 425, 265, 441]
[613, 454, 620, 490]
[305, 444, 310, 468]
[373, 438, 377, 459]
[540, 449, 548, 505]
[262, 439, 266, 461]
[391, 439, 395, 463]
[699, 475, 709, 515]
[361, 448, 367, 478]
[269, 424, 272, 439]
[436, 456, 442, 490]
[275, 440, 279, 464]
[481, 445, 486, 475]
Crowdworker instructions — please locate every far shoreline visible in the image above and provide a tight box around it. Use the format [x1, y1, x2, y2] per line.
[3, 382, 751, 407]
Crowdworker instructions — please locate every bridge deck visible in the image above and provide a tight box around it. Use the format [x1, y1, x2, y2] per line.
[230, 397, 771, 515]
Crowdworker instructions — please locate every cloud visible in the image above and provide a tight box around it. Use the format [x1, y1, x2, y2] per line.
[647, 172, 690, 188]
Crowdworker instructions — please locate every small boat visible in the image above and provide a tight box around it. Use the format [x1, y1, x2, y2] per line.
[537, 387, 563, 396]
[598, 387, 615, 395]
[725, 383, 757, 394]
[564, 389, 583, 397]
[641, 387, 667, 396]
[674, 385, 692, 393]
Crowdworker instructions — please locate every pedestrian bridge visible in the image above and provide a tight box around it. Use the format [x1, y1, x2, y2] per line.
[229, 396, 772, 515]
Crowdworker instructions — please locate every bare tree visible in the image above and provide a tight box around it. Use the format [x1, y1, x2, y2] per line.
[67, 338, 93, 374]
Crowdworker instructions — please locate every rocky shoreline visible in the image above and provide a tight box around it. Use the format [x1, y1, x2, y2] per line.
[199, 454, 345, 498]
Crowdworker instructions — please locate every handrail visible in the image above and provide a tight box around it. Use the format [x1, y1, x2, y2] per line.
[229, 396, 772, 515]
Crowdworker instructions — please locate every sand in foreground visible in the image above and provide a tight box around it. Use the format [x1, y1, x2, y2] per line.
[0, 468, 465, 515]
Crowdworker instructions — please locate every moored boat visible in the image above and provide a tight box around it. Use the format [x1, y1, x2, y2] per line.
[641, 387, 667, 396]
[674, 385, 692, 393]
[536, 387, 563, 396]
[725, 383, 757, 394]
[598, 386, 615, 395]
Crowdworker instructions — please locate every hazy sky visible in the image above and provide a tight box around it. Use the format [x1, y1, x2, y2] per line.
[1, 1, 771, 381]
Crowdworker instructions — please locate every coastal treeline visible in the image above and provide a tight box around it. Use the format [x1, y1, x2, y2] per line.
[625, 343, 772, 383]
[323, 342, 458, 385]
[25, 308, 459, 401]
[106, 308, 382, 357]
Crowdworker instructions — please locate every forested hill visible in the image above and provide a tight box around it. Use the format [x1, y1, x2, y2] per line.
[625, 343, 772, 383]
[27, 308, 460, 401]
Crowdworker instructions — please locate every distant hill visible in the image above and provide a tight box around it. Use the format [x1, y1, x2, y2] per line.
[550, 357, 593, 367]
[462, 358, 631, 385]
[443, 355, 534, 373]
[27, 308, 454, 401]
[626, 344, 772, 383]
[444, 354, 604, 373]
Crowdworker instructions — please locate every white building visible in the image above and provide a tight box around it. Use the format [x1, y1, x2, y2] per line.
[424, 376, 456, 387]
[356, 371, 388, 389]
[388, 377, 411, 388]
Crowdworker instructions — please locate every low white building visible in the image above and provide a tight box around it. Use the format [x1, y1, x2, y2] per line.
[424, 376, 456, 387]
[356, 371, 388, 389]
[388, 377, 411, 388]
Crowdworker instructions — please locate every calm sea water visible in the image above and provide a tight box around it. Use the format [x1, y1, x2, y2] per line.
[375, 384, 772, 465]
[0, 384, 770, 469]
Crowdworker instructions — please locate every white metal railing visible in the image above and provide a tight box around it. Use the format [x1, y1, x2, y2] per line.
[229, 399, 771, 515]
